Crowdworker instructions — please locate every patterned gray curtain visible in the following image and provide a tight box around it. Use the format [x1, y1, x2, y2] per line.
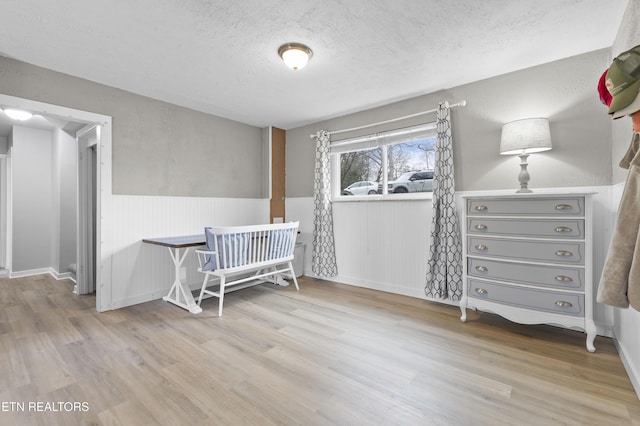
[425, 102, 463, 300]
[312, 130, 338, 277]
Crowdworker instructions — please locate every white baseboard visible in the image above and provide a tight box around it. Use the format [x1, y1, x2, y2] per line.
[306, 271, 453, 302]
[10, 267, 76, 282]
[10, 267, 53, 278]
[52, 271, 75, 282]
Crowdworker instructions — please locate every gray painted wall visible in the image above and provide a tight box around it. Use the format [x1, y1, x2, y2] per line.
[0, 56, 265, 198]
[286, 49, 613, 196]
[0, 136, 6, 154]
[12, 126, 53, 272]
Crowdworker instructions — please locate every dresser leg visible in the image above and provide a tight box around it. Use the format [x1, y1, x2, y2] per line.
[585, 319, 597, 352]
[459, 295, 467, 322]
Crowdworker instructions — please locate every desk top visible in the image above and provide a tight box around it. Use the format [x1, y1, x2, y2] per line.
[142, 234, 205, 248]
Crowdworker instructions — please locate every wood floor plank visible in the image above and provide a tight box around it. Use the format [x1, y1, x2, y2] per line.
[0, 273, 638, 425]
[16, 331, 76, 395]
[0, 332, 30, 390]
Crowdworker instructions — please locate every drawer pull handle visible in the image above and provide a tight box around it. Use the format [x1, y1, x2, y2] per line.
[555, 226, 573, 233]
[555, 204, 573, 210]
[474, 288, 488, 295]
[555, 301, 573, 308]
[555, 275, 573, 282]
[475, 244, 488, 251]
[555, 250, 573, 257]
[475, 224, 488, 230]
[475, 265, 488, 272]
[474, 205, 488, 211]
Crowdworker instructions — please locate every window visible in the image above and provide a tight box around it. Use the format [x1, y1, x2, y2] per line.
[331, 123, 437, 198]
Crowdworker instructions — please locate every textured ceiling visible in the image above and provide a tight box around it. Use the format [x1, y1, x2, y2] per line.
[0, 0, 629, 130]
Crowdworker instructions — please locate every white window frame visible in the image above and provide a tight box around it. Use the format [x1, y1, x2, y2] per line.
[330, 123, 437, 202]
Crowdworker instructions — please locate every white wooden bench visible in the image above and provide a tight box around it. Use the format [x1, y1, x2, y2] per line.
[195, 221, 300, 316]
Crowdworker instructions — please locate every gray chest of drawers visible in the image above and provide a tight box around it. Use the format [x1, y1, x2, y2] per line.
[459, 193, 596, 352]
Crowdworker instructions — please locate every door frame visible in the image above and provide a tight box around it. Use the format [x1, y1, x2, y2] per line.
[76, 124, 99, 296]
[0, 94, 113, 312]
[0, 153, 7, 270]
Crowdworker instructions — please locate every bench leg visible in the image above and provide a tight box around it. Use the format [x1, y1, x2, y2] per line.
[218, 275, 226, 317]
[197, 273, 209, 306]
[288, 261, 299, 291]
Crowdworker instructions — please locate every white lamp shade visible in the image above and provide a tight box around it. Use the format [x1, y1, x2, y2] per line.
[500, 118, 552, 155]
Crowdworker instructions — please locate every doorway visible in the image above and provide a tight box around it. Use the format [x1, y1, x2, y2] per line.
[0, 94, 113, 311]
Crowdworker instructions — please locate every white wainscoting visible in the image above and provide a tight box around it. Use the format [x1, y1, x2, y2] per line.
[287, 197, 433, 299]
[108, 195, 269, 310]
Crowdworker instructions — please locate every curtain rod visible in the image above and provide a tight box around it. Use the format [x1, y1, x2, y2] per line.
[330, 122, 436, 147]
[310, 100, 466, 139]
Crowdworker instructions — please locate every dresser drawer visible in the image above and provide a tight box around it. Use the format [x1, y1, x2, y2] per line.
[468, 258, 584, 290]
[468, 237, 584, 265]
[467, 197, 584, 216]
[467, 218, 584, 239]
[468, 279, 584, 316]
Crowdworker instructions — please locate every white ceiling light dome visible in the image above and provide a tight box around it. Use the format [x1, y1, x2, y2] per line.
[278, 43, 313, 70]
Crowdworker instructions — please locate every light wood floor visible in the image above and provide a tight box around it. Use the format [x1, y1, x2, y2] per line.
[0, 274, 639, 425]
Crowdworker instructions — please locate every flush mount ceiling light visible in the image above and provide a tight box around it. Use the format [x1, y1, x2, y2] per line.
[278, 43, 313, 70]
[3, 108, 33, 121]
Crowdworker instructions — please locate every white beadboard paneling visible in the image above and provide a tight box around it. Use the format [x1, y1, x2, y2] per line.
[287, 196, 433, 299]
[285, 197, 314, 234]
[334, 199, 432, 298]
[286, 197, 316, 277]
[109, 195, 269, 309]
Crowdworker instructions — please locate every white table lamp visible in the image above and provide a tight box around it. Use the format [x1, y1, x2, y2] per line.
[500, 118, 552, 193]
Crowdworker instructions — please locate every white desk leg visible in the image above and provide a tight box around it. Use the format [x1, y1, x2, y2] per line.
[162, 247, 203, 314]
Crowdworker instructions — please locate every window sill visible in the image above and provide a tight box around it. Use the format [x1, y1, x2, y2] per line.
[333, 193, 434, 202]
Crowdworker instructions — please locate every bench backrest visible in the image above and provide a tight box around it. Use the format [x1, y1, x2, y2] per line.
[202, 221, 299, 272]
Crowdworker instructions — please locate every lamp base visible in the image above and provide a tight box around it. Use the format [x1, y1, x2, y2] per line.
[516, 153, 532, 193]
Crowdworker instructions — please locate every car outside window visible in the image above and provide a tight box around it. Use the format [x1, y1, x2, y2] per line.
[342, 180, 378, 196]
[330, 123, 437, 200]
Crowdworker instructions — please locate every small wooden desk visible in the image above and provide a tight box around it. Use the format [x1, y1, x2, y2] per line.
[143, 235, 205, 314]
